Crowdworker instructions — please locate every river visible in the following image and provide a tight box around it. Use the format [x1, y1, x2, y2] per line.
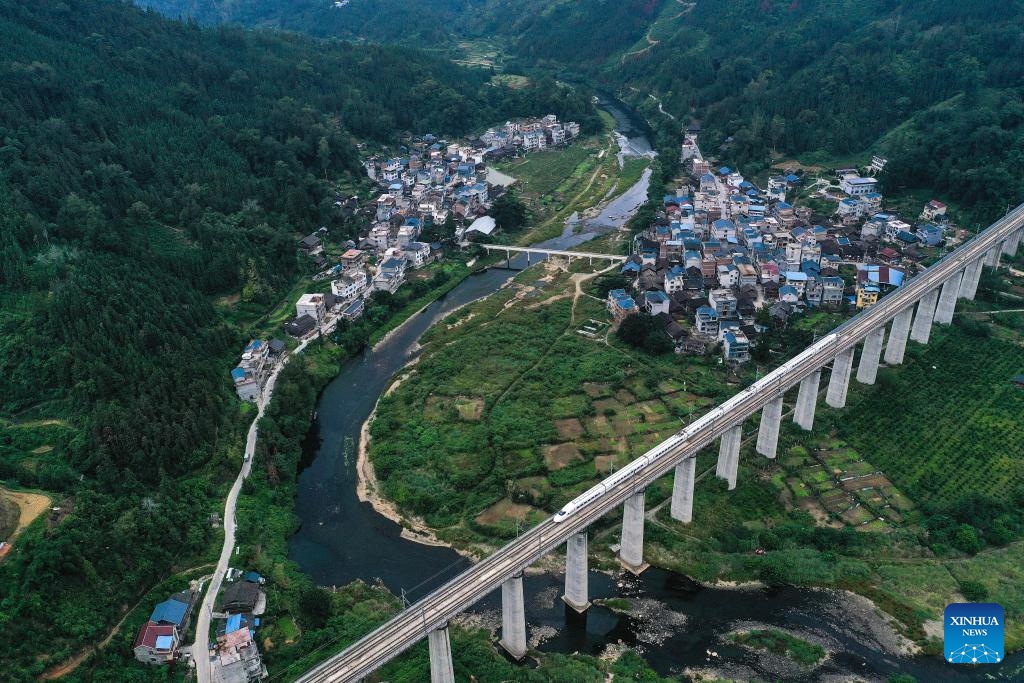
[288, 108, 1023, 680]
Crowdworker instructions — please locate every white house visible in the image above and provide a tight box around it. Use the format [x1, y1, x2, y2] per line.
[694, 306, 720, 338]
[643, 290, 671, 316]
[721, 329, 751, 363]
[840, 176, 878, 197]
[664, 265, 687, 293]
[709, 288, 738, 317]
[782, 271, 808, 296]
[331, 270, 368, 301]
[295, 293, 327, 323]
[404, 241, 431, 269]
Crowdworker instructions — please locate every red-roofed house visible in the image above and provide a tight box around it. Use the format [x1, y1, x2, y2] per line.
[133, 620, 179, 665]
[921, 199, 947, 221]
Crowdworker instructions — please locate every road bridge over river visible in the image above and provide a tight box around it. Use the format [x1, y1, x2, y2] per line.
[296, 207, 1024, 683]
[478, 243, 627, 266]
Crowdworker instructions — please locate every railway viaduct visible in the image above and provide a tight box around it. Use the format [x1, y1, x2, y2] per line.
[295, 206, 1024, 683]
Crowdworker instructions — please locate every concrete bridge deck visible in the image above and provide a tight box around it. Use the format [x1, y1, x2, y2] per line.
[478, 244, 628, 262]
[295, 205, 1024, 683]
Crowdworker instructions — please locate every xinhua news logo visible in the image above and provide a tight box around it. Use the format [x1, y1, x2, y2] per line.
[944, 602, 1004, 664]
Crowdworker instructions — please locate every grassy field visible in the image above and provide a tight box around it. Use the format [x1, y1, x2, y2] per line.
[370, 267, 738, 538]
[730, 628, 826, 666]
[495, 120, 651, 246]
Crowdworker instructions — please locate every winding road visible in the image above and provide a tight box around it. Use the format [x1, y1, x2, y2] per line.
[191, 326, 325, 683]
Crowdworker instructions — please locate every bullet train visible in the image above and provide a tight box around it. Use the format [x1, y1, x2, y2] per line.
[553, 333, 840, 523]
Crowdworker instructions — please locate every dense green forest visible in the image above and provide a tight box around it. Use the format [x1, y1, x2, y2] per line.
[610, 0, 1024, 221]
[138, 0, 666, 66]
[0, 0, 597, 678]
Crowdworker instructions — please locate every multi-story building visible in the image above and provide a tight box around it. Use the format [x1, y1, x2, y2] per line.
[606, 289, 638, 322]
[295, 293, 327, 323]
[231, 339, 271, 402]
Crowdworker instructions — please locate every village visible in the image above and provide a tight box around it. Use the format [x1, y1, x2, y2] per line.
[229, 115, 961, 400]
[132, 568, 269, 683]
[230, 114, 582, 402]
[602, 133, 961, 363]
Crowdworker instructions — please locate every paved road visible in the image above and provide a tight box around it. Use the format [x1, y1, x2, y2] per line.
[295, 206, 1024, 682]
[191, 318, 333, 683]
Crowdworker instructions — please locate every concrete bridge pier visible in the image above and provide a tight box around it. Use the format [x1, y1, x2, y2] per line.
[856, 327, 885, 385]
[793, 369, 821, 431]
[715, 425, 742, 490]
[934, 272, 962, 325]
[499, 572, 527, 659]
[958, 258, 984, 300]
[910, 288, 939, 344]
[884, 307, 913, 365]
[563, 531, 590, 612]
[1003, 228, 1022, 256]
[671, 457, 697, 522]
[755, 396, 784, 458]
[427, 625, 456, 683]
[826, 348, 854, 408]
[985, 245, 1001, 268]
[619, 491, 649, 574]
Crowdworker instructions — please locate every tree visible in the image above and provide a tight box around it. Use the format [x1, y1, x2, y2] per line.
[958, 580, 989, 602]
[489, 190, 527, 233]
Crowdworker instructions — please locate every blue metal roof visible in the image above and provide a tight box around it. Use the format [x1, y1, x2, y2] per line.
[230, 367, 246, 380]
[151, 599, 188, 627]
[226, 613, 243, 634]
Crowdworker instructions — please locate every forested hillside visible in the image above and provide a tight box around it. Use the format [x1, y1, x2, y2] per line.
[138, 0, 1024, 223]
[0, 0, 595, 677]
[138, 0, 666, 67]
[610, 0, 1024, 220]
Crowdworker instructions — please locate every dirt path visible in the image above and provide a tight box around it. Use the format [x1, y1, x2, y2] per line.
[38, 563, 217, 680]
[0, 486, 52, 541]
[619, 0, 696, 63]
[4, 418, 69, 429]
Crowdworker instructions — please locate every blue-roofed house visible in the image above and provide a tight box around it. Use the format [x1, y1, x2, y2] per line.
[621, 260, 642, 275]
[785, 173, 800, 184]
[712, 218, 736, 240]
[718, 166, 732, 175]
[694, 306, 720, 338]
[665, 264, 687, 293]
[225, 613, 244, 635]
[606, 289, 638, 322]
[700, 173, 717, 192]
[779, 284, 800, 303]
[916, 223, 943, 246]
[895, 230, 919, 246]
[721, 329, 751, 362]
[150, 597, 189, 631]
[643, 290, 671, 316]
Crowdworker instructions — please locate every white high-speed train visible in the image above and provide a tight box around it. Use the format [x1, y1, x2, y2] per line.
[552, 333, 840, 523]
